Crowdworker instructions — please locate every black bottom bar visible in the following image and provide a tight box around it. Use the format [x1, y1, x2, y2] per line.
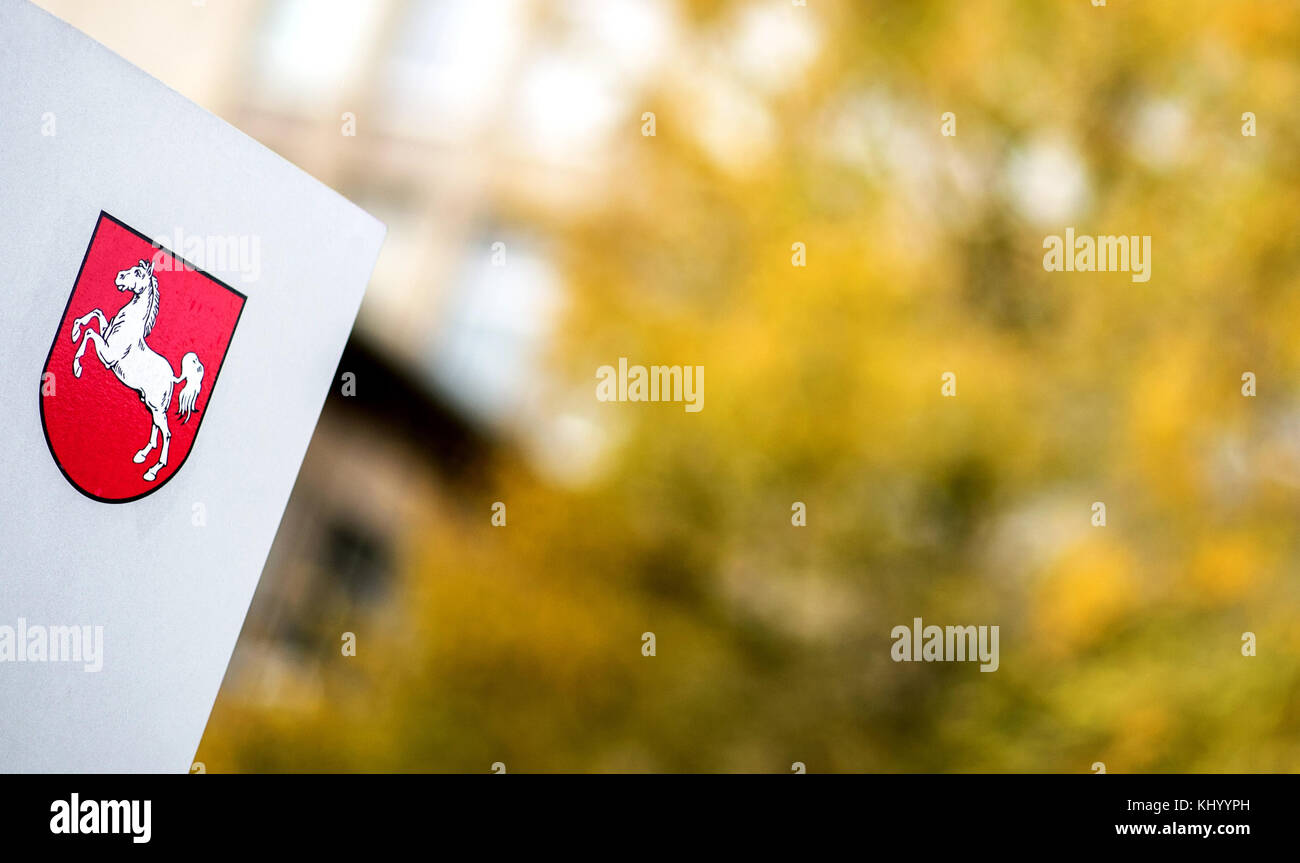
[1, 774, 1275, 850]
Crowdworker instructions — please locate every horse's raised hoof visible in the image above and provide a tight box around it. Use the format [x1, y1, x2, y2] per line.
[72, 358, 82, 378]
[133, 451, 148, 464]
[71, 322, 81, 342]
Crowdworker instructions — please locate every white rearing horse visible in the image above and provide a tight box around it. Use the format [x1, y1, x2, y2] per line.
[71, 259, 204, 482]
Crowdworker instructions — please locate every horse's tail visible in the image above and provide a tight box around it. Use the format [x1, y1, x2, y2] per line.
[174, 352, 205, 424]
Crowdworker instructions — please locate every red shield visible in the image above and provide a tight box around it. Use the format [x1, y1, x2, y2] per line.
[40, 212, 246, 503]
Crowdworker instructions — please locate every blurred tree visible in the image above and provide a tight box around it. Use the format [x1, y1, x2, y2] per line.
[200, 0, 1300, 773]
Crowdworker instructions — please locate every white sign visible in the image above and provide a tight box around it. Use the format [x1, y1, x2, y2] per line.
[0, 0, 386, 772]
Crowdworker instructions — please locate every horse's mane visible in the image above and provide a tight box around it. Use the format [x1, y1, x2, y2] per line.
[141, 276, 159, 337]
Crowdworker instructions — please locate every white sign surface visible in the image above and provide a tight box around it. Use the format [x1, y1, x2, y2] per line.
[0, 0, 386, 772]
